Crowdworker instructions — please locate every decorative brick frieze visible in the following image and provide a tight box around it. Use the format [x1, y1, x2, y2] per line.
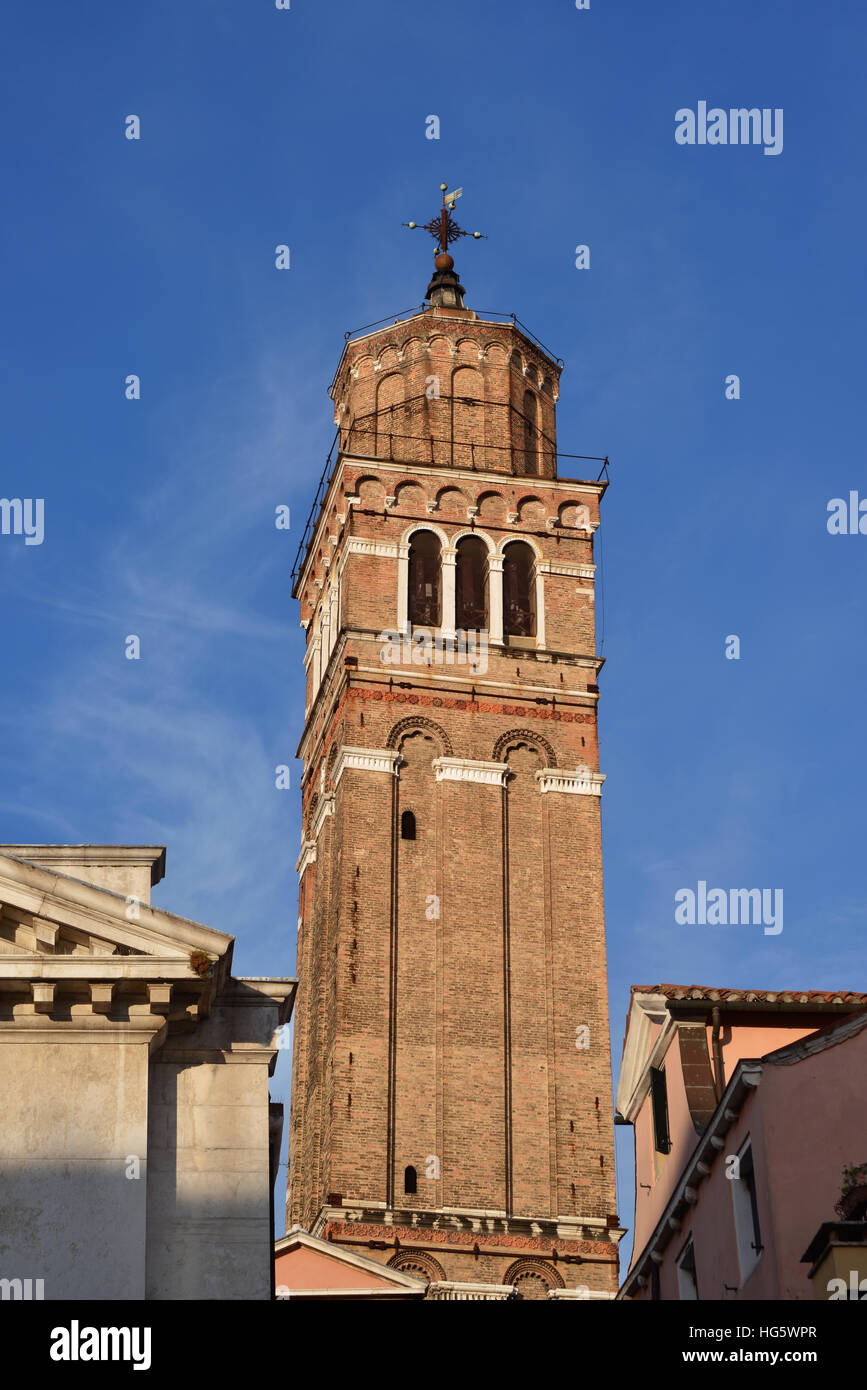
[346, 687, 596, 722]
[323, 1219, 619, 1260]
[426, 1282, 516, 1300]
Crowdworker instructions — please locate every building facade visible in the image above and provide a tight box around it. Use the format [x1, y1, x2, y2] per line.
[286, 217, 623, 1299]
[0, 844, 294, 1300]
[616, 983, 867, 1300]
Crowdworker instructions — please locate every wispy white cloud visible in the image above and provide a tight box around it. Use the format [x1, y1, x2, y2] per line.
[3, 349, 319, 977]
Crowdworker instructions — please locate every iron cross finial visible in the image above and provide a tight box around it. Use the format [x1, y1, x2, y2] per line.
[403, 182, 487, 255]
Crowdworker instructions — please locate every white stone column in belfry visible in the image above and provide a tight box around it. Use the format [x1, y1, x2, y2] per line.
[396, 542, 410, 634]
[441, 547, 456, 640]
[533, 561, 546, 648]
[487, 555, 504, 644]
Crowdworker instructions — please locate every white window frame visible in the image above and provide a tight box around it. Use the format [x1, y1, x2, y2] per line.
[731, 1137, 763, 1284]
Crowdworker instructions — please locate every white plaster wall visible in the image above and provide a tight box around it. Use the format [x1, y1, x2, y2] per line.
[145, 1053, 273, 1299]
[0, 1037, 150, 1299]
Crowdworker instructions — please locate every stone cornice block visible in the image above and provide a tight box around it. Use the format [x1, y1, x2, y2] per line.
[89, 982, 117, 1013]
[536, 560, 596, 579]
[295, 840, 317, 876]
[344, 538, 400, 559]
[147, 982, 173, 1014]
[426, 1282, 516, 1301]
[311, 793, 336, 841]
[31, 982, 56, 1012]
[535, 767, 606, 796]
[333, 748, 403, 788]
[433, 757, 510, 786]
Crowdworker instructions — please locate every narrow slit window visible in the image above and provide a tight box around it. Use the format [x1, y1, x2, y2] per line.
[401, 810, 416, 841]
[404, 1164, 417, 1195]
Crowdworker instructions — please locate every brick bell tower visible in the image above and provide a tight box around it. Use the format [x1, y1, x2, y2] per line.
[287, 186, 623, 1300]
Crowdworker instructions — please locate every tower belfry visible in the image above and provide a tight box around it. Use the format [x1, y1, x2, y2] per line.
[287, 190, 622, 1299]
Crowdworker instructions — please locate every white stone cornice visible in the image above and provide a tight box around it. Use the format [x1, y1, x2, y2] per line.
[426, 1282, 516, 1301]
[295, 840, 317, 876]
[535, 767, 606, 796]
[536, 560, 596, 579]
[311, 792, 335, 841]
[548, 1289, 616, 1301]
[433, 757, 510, 786]
[0, 855, 231, 960]
[343, 537, 401, 559]
[333, 747, 402, 787]
[336, 537, 402, 588]
[1, 958, 211, 983]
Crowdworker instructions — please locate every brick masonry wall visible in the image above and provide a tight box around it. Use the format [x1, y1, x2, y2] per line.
[287, 305, 620, 1295]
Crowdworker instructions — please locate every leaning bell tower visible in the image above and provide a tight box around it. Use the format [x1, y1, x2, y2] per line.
[287, 186, 622, 1300]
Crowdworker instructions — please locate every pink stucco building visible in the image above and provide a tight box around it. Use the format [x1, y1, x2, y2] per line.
[616, 984, 867, 1300]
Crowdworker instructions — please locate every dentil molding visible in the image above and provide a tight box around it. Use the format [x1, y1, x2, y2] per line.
[432, 757, 510, 786]
[535, 767, 606, 797]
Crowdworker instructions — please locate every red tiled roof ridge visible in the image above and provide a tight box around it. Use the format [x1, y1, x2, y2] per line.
[629, 983, 867, 1004]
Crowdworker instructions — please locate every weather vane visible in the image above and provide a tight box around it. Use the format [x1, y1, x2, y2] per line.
[403, 183, 487, 256]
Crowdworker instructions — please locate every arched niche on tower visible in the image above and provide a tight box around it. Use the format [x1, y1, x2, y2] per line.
[434, 485, 468, 518]
[388, 722, 450, 850]
[454, 533, 489, 633]
[522, 388, 540, 476]
[397, 523, 452, 636]
[476, 490, 508, 524]
[386, 715, 453, 758]
[407, 529, 441, 628]
[516, 495, 546, 526]
[394, 480, 427, 514]
[501, 539, 540, 645]
[450, 365, 485, 471]
[375, 372, 406, 457]
[493, 728, 557, 769]
[503, 1258, 565, 1300]
[355, 475, 386, 509]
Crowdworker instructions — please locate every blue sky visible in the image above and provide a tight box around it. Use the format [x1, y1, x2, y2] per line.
[2, 1, 865, 1265]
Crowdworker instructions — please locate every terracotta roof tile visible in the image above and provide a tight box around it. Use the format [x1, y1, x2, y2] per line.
[622, 984, 867, 1054]
[630, 983, 867, 1006]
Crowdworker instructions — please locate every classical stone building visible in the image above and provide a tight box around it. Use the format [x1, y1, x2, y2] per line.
[0, 844, 294, 1300]
[285, 194, 623, 1299]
